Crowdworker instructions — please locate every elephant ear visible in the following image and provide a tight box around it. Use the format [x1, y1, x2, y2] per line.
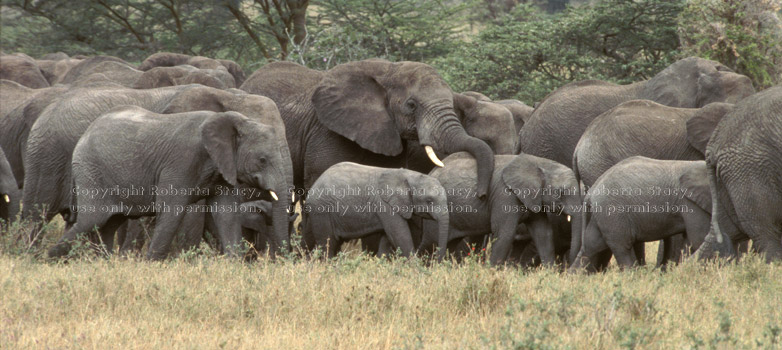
[679, 162, 711, 213]
[502, 156, 545, 213]
[312, 61, 403, 156]
[200, 112, 245, 187]
[453, 92, 478, 120]
[379, 170, 413, 219]
[686, 103, 734, 155]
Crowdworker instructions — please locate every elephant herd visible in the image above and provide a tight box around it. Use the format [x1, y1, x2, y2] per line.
[1, 51, 780, 272]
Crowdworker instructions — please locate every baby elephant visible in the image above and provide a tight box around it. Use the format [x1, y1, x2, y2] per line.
[571, 157, 712, 272]
[49, 106, 287, 260]
[301, 162, 449, 259]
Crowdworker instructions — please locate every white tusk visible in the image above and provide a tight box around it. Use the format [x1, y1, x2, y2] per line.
[269, 191, 279, 201]
[3, 194, 8, 203]
[566, 215, 571, 222]
[425, 146, 445, 168]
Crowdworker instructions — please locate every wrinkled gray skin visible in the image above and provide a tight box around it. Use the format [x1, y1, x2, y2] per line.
[61, 61, 143, 87]
[496, 99, 533, 134]
[519, 57, 756, 168]
[423, 153, 583, 266]
[58, 55, 133, 85]
[571, 158, 716, 272]
[138, 52, 246, 86]
[134, 65, 236, 89]
[36, 57, 83, 85]
[0, 54, 50, 88]
[48, 107, 287, 260]
[696, 86, 782, 263]
[573, 100, 735, 265]
[301, 162, 450, 259]
[0, 80, 37, 121]
[240, 60, 496, 199]
[22, 85, 294, 257]
[0, 149, 21, 223]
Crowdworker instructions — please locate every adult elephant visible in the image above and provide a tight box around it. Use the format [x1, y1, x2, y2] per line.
[21, 85, 294, 253]
[58, 55, 133, 85]
[0, 149, 21, 223]
[0, 80, 37, 120]
[696, 86, 782, 262]
[35, 54, 83, 85]
[518, 57, 755, 167]
[133, 65, 236, 89]
[0, 54, 49, 88]
[138, 52, 246, 86]
[240, 60, 495, 198]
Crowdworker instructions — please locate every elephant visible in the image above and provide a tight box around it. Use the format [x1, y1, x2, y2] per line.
[240, 60, 496, 199]
[48, 106, 287, 260]
[0, 54, 50, 88]
[133, 65, 236, 89]
[695, 86, 782, 262]
[58, 55, 133, 85]
[420, 153, 583, 266]
[300, 162, 450, 259]
[21, 84, 294, 255]
[0, 80, 37, 121]
[36, 56, 83, 85]
[518, 57, 756, 168]
[60, 60, 142, 87]
[404, 92, 517, 174]
[573, 100, 736, 264]
[0, 148, 21, 223]
[460, 91, 533, 134]
[138, 52, 246, 86]
[570, 157, 716, 272]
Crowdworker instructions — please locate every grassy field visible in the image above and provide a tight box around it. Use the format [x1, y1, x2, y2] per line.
[0, 220, 780, 349]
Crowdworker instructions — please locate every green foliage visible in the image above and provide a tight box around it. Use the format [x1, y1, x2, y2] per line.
[434, 0, 684, 104]
[286, 0, 473, 70]
[678, 0, 782, 89]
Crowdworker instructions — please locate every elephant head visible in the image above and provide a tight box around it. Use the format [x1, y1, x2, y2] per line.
[138, 52, 246, 86]
[502, 155, 583, 265]
[453, 93, 517, 155]
[379, 169, 449, 259]
[685, 102, 736, 155]
[642, 57, 755, 108]
[168, 87, 294, 255]
[312, 60, 495, 198]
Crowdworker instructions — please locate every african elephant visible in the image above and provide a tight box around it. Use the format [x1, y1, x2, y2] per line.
[570, 157, 716, 272]
[695, 86, 782, 262]
[22, 84, 294, 255]
[0, 80, 37, 121]
[574, 100, 735, 187]
[0, 54, 49, 88]
[48, 107, 287, 260]
[518, 57, 755, 167]
[35, 56, 83, 85]
[61, 60, 143, 87]
[138, 52, 246, 86]
[58, 55, 133, 85]
[133, 65, 236, 89]
[240, 60, 496, 199]
[300, 162, 449, 259]
[422, 153, 582, 266]
[0, 148, 21, 223]
[460, 91, 533, 134]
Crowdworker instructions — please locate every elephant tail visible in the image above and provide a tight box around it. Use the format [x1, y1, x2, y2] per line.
[696, 159, 735, 260]
[569, 152, 588, 264]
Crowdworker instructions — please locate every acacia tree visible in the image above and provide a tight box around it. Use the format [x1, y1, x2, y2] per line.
[222, 0, 309, 60]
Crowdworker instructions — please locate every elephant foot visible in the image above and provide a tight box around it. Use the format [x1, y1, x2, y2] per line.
[47, 241, 72, 259]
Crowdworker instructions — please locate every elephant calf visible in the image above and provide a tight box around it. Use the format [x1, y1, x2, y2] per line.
[301, 162, 449, 259]
[48, 106, 287, 260]
[422, 153, 583, 266]
[571, 157, 712, 272]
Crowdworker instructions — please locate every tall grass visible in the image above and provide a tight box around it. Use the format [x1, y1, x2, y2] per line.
[0, 220, 780, 349]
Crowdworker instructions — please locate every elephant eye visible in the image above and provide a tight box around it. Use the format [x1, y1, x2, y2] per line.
[259, 157, 267, 166]
[405, 99, 417, 112]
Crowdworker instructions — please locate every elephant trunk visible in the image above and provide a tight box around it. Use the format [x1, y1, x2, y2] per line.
[418, 102, 494, 198]
[434, 210, 450, 262]
[564, 194, 585, 265]
[267, 142, 295, 257]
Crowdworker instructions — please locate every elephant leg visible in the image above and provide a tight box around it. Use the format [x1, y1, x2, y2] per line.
[378, 213, 415, 257]
[208, 195, 244, 258]
[48, 211, 116, 258]
[178, 210, 206, 254]
[728, 187, 782, 262]
[570, 219, 609, 273]
[611, 244, 638, 269]
[525, 214, 555, 266]
[146, 197, 189, 261]
[97, 215, 128, 255]
[119, 219, 148, 255]
[376, 236, 395, 258]
[633, 242, 646, 265]
[360, 234, 383, 256]
[656, 237, 673, 271]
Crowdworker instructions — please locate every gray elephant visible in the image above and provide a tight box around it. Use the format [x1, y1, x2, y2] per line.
[695, 86, 782, 262]
[460, 91, 533, 134]
[570, 157, 716, 272]
[138, 52, 246, 86]
[35, 54, 84, 85]
[240, 60, 496, 199]
[518, 57, 755, 167]
[48, 106, 287, 260]
[22, 85, 294, 255]
[421, 153, 582, 266]
[0, 54, 50, 88]
[58, 55, 133, 85]
[133, 65, 236, 89]
[0, 148, 21, 223]
[301, 162, 450, 259]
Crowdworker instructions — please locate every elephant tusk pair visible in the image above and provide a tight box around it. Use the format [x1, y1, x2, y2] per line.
[270, 191, 279, 201]
[425, 146, 445, 168]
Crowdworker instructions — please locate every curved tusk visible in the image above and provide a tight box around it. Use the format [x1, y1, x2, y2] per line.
[269, 191, 279, 201]
[566, 215, 571, 222]
[425, 146, 445, 168]
[3, 194, 8, 203]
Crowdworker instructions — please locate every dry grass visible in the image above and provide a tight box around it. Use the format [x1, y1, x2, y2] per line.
[0, 220, 780, 349]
